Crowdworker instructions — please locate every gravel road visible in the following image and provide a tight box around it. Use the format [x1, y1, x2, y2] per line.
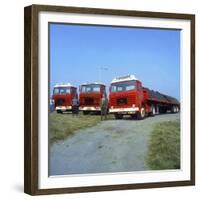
[49, 113, 180, 176]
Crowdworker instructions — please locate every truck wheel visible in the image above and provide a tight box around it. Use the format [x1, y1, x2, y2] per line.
[137, 107, 146, 120]
[156, 106, 160, 115]
[131, 114, 137, 119]
[150, 105, 156, 117]
[114, 114, 123, 119]
[171, 106, 176, 113]
[56, 110, 63, 114]
[83, 111, 89, 115]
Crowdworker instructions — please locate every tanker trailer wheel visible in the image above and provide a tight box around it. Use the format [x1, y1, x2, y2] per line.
[114, 114, 123, 119]
[171, 106, 176, 113]
[150, 105, 156, 117]
[56, 110, 63, 114]
[137, 107, 146, 120]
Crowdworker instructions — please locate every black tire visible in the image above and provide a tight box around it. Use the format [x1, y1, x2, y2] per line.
[137, 107, 146, 120]
[83, 111, 89, 115]
[114, 114, 123, 119]
[150, 105, 156, 117]
[56, 110, 63, 114]
[171, 106, 176, 113]
[174, 106, 179, 113]
[131, 114, 137, 119]
[156, 106, 160, 115]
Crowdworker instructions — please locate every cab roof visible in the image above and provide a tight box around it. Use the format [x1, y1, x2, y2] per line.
[81, 82, 106, 86]
[111, 75, 138, 84]
[54, 83, 77, 88]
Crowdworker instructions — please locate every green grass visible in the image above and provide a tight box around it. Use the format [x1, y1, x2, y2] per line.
[49, 112, 113, 143]
[146, 120, 180, 170]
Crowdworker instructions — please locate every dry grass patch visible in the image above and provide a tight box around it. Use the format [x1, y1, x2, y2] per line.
[146, 120, 180, 170]
[49, 112, 102, 143]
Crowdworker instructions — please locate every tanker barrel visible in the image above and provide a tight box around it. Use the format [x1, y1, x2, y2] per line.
[149, 90, 166, 101]
[163, 95, 180, 105]
[155, 91, 167, 101]
[144, 88, 179, 105]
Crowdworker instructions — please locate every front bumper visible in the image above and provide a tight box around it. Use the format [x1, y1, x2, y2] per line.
[109, 107, 139, 114]
[79, 106, 100, 111]
[55, 106, 72, 111]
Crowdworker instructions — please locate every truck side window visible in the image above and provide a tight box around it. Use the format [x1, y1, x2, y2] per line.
[136, 82, 142, 91]
[136, 82, 139, 90]
[71, 88, 76, 94]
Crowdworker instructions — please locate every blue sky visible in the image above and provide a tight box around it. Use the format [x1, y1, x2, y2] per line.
[50, 23, 180, 99]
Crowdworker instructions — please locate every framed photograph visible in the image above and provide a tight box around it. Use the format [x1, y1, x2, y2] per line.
[24, 5, 195, 195]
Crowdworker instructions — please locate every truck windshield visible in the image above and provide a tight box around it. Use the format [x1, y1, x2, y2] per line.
[81, 84, 101, 93]
[111, 80, 135, 92]
[53, 87, 71, 94]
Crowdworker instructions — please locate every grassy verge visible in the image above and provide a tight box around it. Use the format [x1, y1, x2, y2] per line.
[49, 112, 111, 143]
[146, 120, 180, 170]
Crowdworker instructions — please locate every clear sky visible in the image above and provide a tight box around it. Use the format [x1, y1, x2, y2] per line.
[50, 23, 180, 100]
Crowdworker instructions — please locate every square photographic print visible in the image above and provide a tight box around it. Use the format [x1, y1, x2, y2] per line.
[49, 24, 180, 176]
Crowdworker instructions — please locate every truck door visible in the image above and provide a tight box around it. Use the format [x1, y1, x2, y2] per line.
[137, 81, 143, 105]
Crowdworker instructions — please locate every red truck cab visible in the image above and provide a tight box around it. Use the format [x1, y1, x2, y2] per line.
[52, 83, 78, 113]
[109, 75, 143, 119]
[79, 83, 106, 114]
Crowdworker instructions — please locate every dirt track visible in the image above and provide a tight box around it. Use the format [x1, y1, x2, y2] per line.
[49, 113, 180, 176]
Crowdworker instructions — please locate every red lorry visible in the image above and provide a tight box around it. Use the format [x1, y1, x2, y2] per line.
[79, 83, 106, 114]
[109, 75, 180, 119]
[52, 83, 78, 113]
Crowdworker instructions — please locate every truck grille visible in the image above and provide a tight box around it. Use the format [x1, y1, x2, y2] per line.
[117, 98, 127, 105]
[110, 95, 136, 106]
[57, 99, 65, 106]
[84, 97, 94, 105]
